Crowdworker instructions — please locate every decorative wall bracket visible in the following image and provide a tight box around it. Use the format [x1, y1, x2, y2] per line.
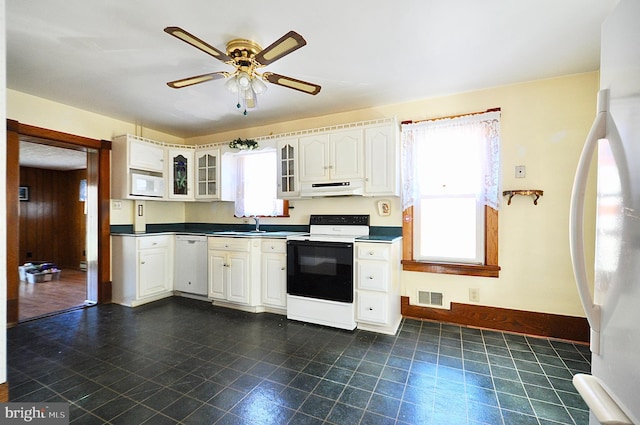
[503, 189, 544, 205]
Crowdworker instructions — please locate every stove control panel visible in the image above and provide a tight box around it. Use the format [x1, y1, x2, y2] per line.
[309, 215, 370, 226]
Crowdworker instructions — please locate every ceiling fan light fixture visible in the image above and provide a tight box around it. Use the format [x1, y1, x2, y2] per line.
[165, 27, 321, 115]
[237, 72, 252, 90]
[224, 76, 239, 93]
[251, 77, 268, 95]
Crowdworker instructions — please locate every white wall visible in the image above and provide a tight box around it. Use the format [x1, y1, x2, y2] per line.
[1, 2, 8, 386]
[7, 72, 599, 320]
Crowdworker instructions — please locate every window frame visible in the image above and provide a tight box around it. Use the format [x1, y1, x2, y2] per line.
[402, 205, 500, 278]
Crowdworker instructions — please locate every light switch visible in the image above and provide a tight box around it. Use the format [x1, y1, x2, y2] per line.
[112, 200, 122, 210]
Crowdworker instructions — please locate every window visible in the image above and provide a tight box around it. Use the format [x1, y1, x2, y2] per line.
[401, 110, 501, 277]
[234, 149, 286, 217]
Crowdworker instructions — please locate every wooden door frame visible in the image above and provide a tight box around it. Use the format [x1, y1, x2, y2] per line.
[6, 120, 112, 325]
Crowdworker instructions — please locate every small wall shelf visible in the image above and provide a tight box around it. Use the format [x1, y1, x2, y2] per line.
[503, 189, 543, 205]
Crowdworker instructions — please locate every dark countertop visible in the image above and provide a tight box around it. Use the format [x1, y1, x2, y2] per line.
[356, 235, 402, 243]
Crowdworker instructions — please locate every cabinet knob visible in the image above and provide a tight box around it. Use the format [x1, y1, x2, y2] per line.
[368, 307, 373, 311]
[152, 242, 157, 246]
[368, 251, 374, 255]
[367, 276, 374, 280]
[281, 267, 286, 271]
[141, 261, 145, 265]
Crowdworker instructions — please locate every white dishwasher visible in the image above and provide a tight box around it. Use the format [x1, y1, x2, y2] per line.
[174, 234, 208, 296]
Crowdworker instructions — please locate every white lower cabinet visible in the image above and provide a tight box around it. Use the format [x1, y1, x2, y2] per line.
[355, 240, 402, 335]
[261, 239, 287, 311]
[111, 234, 174, 307]
[208, 237, 261, 310]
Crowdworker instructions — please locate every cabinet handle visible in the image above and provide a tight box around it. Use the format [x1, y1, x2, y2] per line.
[152, 242, 157, 246]
[280, 267, 286, 271]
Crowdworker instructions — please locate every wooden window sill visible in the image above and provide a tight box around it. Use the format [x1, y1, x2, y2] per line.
[401, 260, 500, 278]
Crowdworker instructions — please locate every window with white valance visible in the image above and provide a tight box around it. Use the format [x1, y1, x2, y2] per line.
[233, 148, 284, 218]
[401, 110, 501, 276]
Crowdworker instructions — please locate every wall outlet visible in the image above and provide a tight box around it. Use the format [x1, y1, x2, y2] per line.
[469, 288, 480, 302]
[515, 165, 526, 178]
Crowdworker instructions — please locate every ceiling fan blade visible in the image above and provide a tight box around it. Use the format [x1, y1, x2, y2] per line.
[167, 72, 228, 88]
[254, 31, 307, 66]
[262, 73, 321, 95]
[164, 26, 233, 63]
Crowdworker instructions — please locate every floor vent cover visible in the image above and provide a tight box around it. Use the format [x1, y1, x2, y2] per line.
[418, 290, 444, 307]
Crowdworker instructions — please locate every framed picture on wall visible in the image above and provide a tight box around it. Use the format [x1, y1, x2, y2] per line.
[19, 186, 29, 201]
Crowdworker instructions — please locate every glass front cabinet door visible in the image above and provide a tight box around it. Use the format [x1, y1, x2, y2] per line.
[276, 138, 299, 199]
[168, 148, 194, 200]
[195, 148, 221, 200]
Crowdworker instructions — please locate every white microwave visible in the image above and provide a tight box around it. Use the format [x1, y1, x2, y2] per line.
[130, 172, 164, 197]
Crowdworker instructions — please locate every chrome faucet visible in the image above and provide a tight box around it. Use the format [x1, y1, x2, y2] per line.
[252, 216, 260, 232]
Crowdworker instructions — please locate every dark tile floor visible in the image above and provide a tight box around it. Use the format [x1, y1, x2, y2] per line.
[8, 297, 591, 425]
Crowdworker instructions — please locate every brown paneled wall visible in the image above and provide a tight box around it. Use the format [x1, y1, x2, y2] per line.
[19, 166, 87, 269]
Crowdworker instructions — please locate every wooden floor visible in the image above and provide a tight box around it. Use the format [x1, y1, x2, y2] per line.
[18, 269, 88, 321]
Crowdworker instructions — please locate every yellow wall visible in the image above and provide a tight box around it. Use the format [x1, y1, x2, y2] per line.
[7, 72, 599, 318]
[7, 90, 183, 144]
[186, 72, 599, 317]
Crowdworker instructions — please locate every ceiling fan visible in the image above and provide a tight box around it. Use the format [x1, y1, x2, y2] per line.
[164, 26, 321, 114]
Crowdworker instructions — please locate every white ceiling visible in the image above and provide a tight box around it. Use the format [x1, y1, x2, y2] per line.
[7, 0, 617, 140]
[19, 140, 87, 171]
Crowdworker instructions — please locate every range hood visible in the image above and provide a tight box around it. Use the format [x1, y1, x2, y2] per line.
[300, 179, 364, 197]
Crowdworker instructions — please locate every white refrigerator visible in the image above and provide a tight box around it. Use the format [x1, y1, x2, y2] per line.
[570, 0, 640, 424]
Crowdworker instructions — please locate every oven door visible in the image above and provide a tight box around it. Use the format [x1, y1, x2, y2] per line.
[287, 240, 354, 303]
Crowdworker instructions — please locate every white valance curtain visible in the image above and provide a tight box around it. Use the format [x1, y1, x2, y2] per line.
[233, 148, 282, 217]
[401, 111, 501, 211]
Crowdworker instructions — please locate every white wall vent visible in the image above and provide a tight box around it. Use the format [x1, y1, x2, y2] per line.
[417, 290, 449, 309]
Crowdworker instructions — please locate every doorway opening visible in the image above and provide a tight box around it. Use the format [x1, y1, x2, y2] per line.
[17, 139, 97, 321]
[6, 120, 111, 326]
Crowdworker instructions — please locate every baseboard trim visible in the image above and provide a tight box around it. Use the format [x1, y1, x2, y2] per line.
[401, 296, 589, 343]
[0, 382, 8, 402]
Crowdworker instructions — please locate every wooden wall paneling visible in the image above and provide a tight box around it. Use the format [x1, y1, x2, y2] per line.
[18, 167, 88, 269]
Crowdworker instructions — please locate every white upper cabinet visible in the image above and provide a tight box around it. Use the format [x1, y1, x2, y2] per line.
[299, 134, 331, 181]
[364, 123, 400, 196]
[276, 138, 299, 199]
[129, 137, 165, 172]
[195, 148, 221, 200]
[112, 134, 167, 200]
[167, 148, 195, 200]
[330, 129, 364, 180]
[299, 129, 363, 182]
